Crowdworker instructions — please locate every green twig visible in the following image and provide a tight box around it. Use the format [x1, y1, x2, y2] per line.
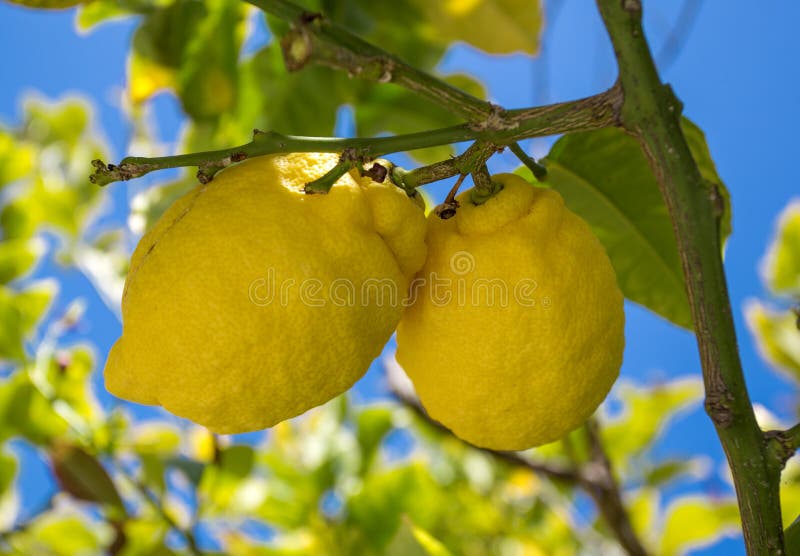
[470, 164, 502, 205]
[596, 1, 784, 553]
[91, 88, 622, 187]
[509, 143, 548, 181]
[766, 423, 800, 469]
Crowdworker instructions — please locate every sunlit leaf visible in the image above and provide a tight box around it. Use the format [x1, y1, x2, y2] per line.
[746, 300, 800, 382]
[761, 199, 800, 297]
[0, 281, 56, 361]
[628, 487, 659, 549]
[0, 238, 44, 284]
[355, 405, 395, 473]
[659, 497, 740, 556]
[387, 516, 453, 556]
[0, 129, 35, 189]
[5, 0, 82, 9]
[410, 0, 543, 55]
[0, 372, 69, 444]
[601, 377, 703, 470]
[5, 509, 113, 555]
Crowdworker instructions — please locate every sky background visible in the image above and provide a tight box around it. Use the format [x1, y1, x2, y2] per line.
[1, 1, 799, 554]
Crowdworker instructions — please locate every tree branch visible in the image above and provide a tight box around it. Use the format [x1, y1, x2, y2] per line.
[581, 420, 649, 556]
[91, 87, 621, 187]
[596, 1, 784, 553]
[766, 423, 800, 469]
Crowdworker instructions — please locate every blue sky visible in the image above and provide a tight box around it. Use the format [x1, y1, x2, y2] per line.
[1, 1, 799, 554]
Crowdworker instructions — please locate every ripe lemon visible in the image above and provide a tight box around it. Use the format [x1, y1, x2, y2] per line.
[105, 153, 427, 434]
[396, 173, 624, 450]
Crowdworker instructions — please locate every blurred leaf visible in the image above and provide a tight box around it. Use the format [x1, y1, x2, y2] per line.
[643, 459, 706, 488]
[387, 517, 453, 556]
[601, 377, 703, 470]
[761, 199, 800, 297]
[0, 238, 43, 284]
[1, 98, 105, 241]
[50, 443, 126, 514]
[355, 405, 394, 473]
[659, 497, 740, 556]
[0, 129, 35, 189]
[781, 459, 800, 528]
[410, 0, 543, 55]
[117, 517, 174, 556]
[543, 120, 730, 329]
[0, 281, 56, 361]
[5, 0, 82, 9]
[75, 0, 160, 32]
[746, 300, 800, 382]
[0, 372, 69, 444]
[347, 464, 442, 550]
[0, 450, 19, 531]
[201, 444, 255, 509]
[131, 422, 182, 456]
[628, 488, 659, 549]
[129, 0, 245, 119]
[5, 510, 112, 555]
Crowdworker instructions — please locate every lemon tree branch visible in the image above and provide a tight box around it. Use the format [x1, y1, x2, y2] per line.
[90, 87, 621, 187]
[766, 422, 800, 470]
[250, 0, 551, 176]
[596, 1, 784, 553]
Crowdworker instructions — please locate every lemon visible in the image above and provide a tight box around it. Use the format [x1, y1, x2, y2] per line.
[396, 173, 624, 450]
[105, 153, 427, 434]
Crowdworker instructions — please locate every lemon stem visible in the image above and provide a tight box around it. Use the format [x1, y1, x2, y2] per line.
[303, 160, 353, 194]
[470, 164, 502, 205]
[509, 143, 547, 181]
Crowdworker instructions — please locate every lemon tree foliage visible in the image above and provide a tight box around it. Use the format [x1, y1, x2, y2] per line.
[0, 0, 794, 554]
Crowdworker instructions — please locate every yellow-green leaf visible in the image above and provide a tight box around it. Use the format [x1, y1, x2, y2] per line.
[746, 300, 800, 382]
[762, 200, 800, 296]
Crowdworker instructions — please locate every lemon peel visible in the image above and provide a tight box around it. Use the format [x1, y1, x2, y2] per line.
[105, 153, 427, 433]
[396, 173, 624, 450]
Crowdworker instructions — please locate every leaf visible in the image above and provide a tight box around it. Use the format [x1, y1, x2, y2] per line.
[355, 405, 395, 473]
[543, 127, 693, 328]
[787, 515, 800, 556]
[0, 372, 69, 444]
[0, 238, 43, 284]
[761, 199, 800, 297]
[0, 129, 35, 189]
[627, 488, 659, 548]
[387, 517, 453, 556]
[0, 281, 56, 361]
[659, 497, 740, 556]
[409, 0, 543, 55]
[49, 443, 127, 515]
[128, 0, 245, 119]
[746, 300, 800, 382]
[4, 0, 82, 9]
[601, 377, 703, 469]
[6, 510, 112, 555]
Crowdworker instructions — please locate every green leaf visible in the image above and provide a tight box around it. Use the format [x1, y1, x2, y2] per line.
[129, 0, 245, 119]
[0, 372, 69, 444]
[49, 443, 127, 514]
[346, 464, 442, 550]
[786, 515, 800, 556]
[355, 405, 395, 473]
[387, 517, 453, 556]
[543, 127, 691, 328]
[680, 119, 732, 245]
[659, 497, 740, 556]
[0, 129, 35, 189]
[6, 511, 112, 555]
[746, 301, 800, 382]
[0, 238, 43, 284]
[408, 0, 543, 55]
[628, 488, 659, 549]
[601, 377, 703, 470]
[0, 281, 56, 362]
[4, 0, 82, 9]
[761, 200, 800, 297]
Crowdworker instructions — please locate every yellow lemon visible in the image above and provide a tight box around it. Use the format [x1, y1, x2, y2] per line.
[396, 173, 624, 450]
[105, 153, 427, 434]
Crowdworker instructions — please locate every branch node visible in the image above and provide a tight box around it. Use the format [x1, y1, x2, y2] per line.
[704, 388, 735, 428]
